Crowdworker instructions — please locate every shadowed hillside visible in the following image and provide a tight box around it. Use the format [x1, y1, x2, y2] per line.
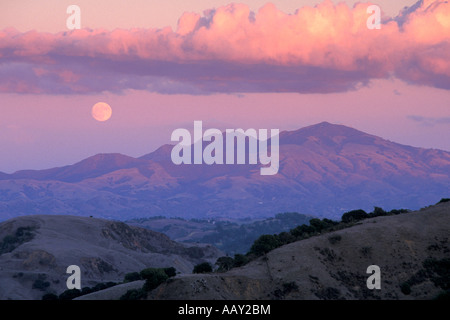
[0, 215, 222, 300]
[147, 201, 450, 300]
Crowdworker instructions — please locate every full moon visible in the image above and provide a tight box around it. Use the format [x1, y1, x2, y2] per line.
[92, 102, 112, 122]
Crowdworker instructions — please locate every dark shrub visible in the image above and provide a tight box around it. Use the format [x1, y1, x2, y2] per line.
[389, 209, 409, 215]
[282, 282, 299, 293]
[124, 272, 142, 283]
[0, 227, 35, 255]
[290, 224, 315, 238]
[42, 293, 58, 300]
[15, 227, 34, 239]
[120, 288, 147, 300]
[32, 279, 50, 291]
[328, 234, 342, 245]
[81, 287, 94, 295]
[400, 282, 411, 295]
[341, 209, 368, 223]
[93, 282, 108, 291]
[434, 290, 450, 300]
[276, 232, 295, 245]
[309, 218, 337, 232]
[423, 258, 450, 290]
[216, 256, 235, 272]
[371, 207, 387, 217]
[322, 218, 339, 226]
[140, 268, 169, 291]
[2, 235, 16, 245]
[59, 289, 82, 300]
[360, 246, 372, 257]
[233, 254, 248, 267]
[105, 281, 117, 288]
[437, 198, 450, 204]
[316, 287, 341, 300]
[163, 267, 177, 278]
[249, 234, 280, 256]
[193, 262, 213, 274]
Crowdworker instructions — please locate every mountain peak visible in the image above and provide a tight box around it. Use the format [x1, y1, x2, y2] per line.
[315, 121, 333, 126]
[139, 144, 174, 161]
[5, 153, 144, 183]
[75, 153, 137, 168]
[280, 122, 378, 147]
[300, 121, 364, 135]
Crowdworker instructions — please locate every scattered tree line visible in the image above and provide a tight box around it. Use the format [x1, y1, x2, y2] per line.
[400, 257, 450, 299]
[195, 212, 312, 254]
[0, 226, 35, 255]
[214, 206, 411, 271]
[42, 267, 177, 300]
[42, 281, 119, 300]
[129, 212, 312, 255]
[120, 267, 177, 300]
[193, 262, 213, 274]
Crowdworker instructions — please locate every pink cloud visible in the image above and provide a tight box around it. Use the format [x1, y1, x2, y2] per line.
[0, 0, 449, 94]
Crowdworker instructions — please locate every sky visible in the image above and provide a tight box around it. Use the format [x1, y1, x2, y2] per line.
[0, 0, 449, 173]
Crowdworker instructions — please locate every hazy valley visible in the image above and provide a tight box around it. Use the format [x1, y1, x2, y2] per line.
[127, 212, 313, 255]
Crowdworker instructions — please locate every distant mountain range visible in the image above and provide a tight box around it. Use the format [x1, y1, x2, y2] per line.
[0, 122, 449, 220]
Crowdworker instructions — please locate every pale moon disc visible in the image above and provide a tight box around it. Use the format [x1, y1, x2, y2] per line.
[92, 102, 112, 122]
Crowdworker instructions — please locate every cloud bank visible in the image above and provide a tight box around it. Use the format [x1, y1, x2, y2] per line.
[408, 115, 450, 126]
[0, 0, 449, 94]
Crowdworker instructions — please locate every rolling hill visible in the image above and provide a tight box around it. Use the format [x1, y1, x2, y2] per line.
[147, 201, 450, 300]
[0, 215, 221, 300]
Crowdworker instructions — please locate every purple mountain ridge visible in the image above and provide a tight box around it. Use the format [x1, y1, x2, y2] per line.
[0, 122, 449, 221]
